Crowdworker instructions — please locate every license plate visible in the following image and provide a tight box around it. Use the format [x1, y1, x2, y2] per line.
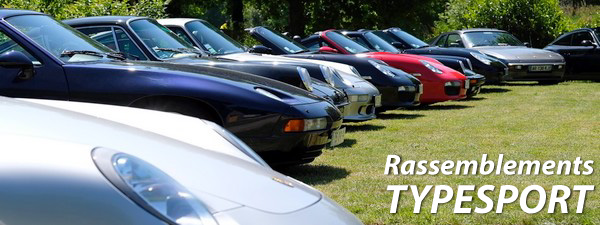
[374, 95, 382, 107]
[330, 127, 346, 147]
[529, 65, 552, 72]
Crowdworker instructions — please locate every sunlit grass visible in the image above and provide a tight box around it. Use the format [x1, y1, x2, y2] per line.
[281, 81, 600, 224]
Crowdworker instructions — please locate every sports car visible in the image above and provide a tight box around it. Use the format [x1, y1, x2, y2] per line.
[158, 18, 381, 121]
[0, 96, 363, 225]
[62, 16, 351, 115]
[247, 26, 424, 109]
[0, 9, 342, 165]
[544, 28, 600, 80]
[298, 29, 468, 105]
[381, 27, 507, 84]
[342, 29, 485, 98]
[430, 28, 565, 84]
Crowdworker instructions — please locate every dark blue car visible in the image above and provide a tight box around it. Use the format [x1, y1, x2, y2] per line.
[0, 9, 343, 166]
[544, 28, 600, 81]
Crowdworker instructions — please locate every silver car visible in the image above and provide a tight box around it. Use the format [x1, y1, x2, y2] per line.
[0, 97, 363, 225]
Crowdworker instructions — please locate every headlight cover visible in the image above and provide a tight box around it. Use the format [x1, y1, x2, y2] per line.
[92, 148, 219, 225]
[205, 121, 270, 168]
[319, 65, 336, 86]
[470, 52, 492, 65]
[349, 66, 362, 77]
[420, 60, 443, 74]
[296, 67, 313, 92]
[368, 60, 395, 77]
[255, 87, 283, 102]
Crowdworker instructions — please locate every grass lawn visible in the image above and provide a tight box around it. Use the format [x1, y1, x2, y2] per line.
[280, 81, 600, 225]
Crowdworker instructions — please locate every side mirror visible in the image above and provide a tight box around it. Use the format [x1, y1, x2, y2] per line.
[292, 35, 302, 42]
[248, 45, 272, 54]
[0, 51, 34, 80]
[523, 42, 531, 48]
[390, 41, 406, 49]
[581, 40, 596, 47]
[318, 46, 338, 53]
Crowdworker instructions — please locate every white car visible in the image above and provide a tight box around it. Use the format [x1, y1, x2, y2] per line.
[0, 97, 363, 225]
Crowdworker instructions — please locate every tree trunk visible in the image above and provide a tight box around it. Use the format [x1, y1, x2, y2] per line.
[229, 0, 244, 40]
[288, 0, 306, 37]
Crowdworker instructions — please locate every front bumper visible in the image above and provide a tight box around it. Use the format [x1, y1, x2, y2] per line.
[503, 63, 565, 81]
[239, 101, 343, 166]
[378, 85, 421, 110]
[343, 95, 377, 122]
[213, 196, 363, 225]
[466, 76, 486, 97]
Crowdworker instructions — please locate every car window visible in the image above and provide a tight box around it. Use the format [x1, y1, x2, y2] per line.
[463, 31, 523, 47]
[79, 27, 117, 50]
[114, 28, 147, 60]
[304, 40, 331, 51]
[324, 31, 371, 53]
[572, 32, 594, 46]
[433, 35, 447, 46]
[167, 26, 194, 45]
[445, 34, 463, 47]
[0, 31, 41, 65]
[350, 37, 370, 48]
[553, 34, 572, 46]
[184, 20, 246, 55]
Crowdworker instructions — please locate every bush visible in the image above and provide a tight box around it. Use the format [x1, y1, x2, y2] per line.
[433, 0, 569, 47]
[0, 0, 168, 20]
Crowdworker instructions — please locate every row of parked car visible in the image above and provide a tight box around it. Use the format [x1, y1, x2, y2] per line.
[0, 8, 598, 225]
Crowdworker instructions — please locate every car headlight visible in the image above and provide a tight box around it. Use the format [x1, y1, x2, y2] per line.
[296, 67, 313, 92]
[398, 86, 416, 92]
[368, 60, 395, 77]
[445, 81, 461, 86]
[92, 148, 219, 225]
[348, 94, 370, 102]
[284, 117, 328, 132]
[470, 52, 492, 65]
[255, 87, 283, 101]
[205, 121, 270, 168]
[420, 60, 443, 74]
[319, 65, 336, 86]
[349, 66, 362, 77]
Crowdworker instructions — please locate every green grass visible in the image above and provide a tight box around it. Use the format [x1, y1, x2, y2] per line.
[280, 81, 600, 225]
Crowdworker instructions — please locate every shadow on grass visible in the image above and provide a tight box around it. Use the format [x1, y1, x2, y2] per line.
[480, 87, 511, 93]
[344, 124, 385, 132]
[335, 138, 357, 148]
[376, 113, 424, 120]
[407, 104, 473, 111]
[277, 164, 350, 185]
[459, 96, 486, 101]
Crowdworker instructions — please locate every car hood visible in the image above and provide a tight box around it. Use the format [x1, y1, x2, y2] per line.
[0, 97, 323, 214]
[474, 46, 565, 63]
[361, 52, 441, 64]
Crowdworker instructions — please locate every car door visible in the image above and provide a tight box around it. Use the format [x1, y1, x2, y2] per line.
[569, 31, 597, 76]
[0, 26, 69, 100]
[444, 34, 464, 48]
[432, 34, 447, 47]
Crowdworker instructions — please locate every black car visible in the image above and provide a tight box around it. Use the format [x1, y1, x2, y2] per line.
[0, 9, 343, 166]
[62, 16, 351, 113]
[247, 26, 423, 110]
[544, 28, 600, 81]
[429, 28, 566, 84]
[382, 27, 507, 84]
[341, 29, 485, 98]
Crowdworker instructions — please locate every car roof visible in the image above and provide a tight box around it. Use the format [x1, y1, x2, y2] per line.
[157, 18, 201, 27]
[0, 8, 44, 19]
[63, 16, 143, 26]
[458, 28, 507, 33]
[571, 27, 600, 33]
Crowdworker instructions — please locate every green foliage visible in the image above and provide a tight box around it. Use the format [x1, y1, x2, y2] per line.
[0, 0, 168, 20]
[564, 5, 600, 29]
[434, 0, 569, 47]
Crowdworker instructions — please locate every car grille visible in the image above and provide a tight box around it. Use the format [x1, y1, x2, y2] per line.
[444, 86, 461, 96]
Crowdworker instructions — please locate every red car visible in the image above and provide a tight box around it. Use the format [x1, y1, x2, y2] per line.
[300, 30, 468, 105]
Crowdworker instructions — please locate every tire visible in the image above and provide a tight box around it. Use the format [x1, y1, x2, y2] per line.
[132, 98, 221, 124]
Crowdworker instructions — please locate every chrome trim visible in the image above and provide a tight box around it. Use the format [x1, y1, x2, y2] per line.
[507, 62, 566, 66]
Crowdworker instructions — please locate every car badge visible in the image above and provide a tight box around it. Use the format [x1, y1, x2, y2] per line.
[272, 177, 294, 187]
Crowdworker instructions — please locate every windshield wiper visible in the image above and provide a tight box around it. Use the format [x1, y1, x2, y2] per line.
[293, 49, 311, 54]
[417, 45, 430, 49]
[153, 47, 184, 53]
[61, 50, 126, 60]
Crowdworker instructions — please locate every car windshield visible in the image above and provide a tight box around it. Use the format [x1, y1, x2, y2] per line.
[464, 31, 524, 47]
[185, 20, 245, 55]
[129, 19, 199, 59]
[325, 31, 371, 54]
[6, 14, 114, 63]
[255, 27, 307, 54]
[386, 29, 429, 48]
[594, 28, 600, 39]
[364, 31, 400, 53]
